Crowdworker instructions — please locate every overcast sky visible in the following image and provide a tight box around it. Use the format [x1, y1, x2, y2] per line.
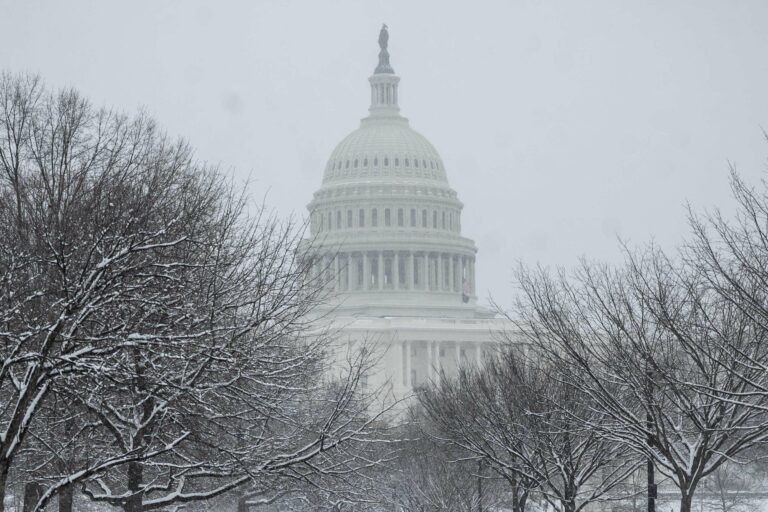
[3, 0, 768, 308]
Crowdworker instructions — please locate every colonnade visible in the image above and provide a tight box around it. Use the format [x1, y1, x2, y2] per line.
[401, 339, 486, 388]
[313, 250, 476, 297]
[371, 81, 398, 107]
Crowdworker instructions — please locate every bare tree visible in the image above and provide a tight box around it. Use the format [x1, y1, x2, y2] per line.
[420, 346, 636, 512]
[0, 72, 388, 512]
[513, 244, 768, 512]
[379, 407, 507, 512]
[0, 71, 208, 510]
[686, 169, 768, 409]
[701, 461, 762, 512]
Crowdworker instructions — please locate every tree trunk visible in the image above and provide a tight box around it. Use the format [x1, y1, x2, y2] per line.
[647, 455, 657, 512]
[647, 407, 656, 512]
[516, 491, 529, 512]
[22, 482, 44, 512]
[563, 490, 577, 512]
[59, 483, 73, 512]
[124, 461, 143, 512]
[680, 493, 694, 512]
[510, 473, 529, 512]
[511, 474, 520, 512]
[0, 459, 8, 512]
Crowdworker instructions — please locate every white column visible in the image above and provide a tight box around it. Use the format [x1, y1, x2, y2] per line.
[417, 252, 423, 290]
[437, 253, 443, 291]
[470, 258, 476, 295]
[404, 340, 412, 387]
[434, 342, 440, 379]
[427, 254, 431, 290]
[428, 341, 435, 382]
[475, 342, 482, 367]
[456, 256, 461, 291]
[346, 253, 352, 290]
[453, 256, 458, 291]
[448, 255, 454, 291]
[427, 254, 433, 290]
[377, 251, 384, 289]
[393, 252, 400, 290]
[409, 251, 415, 290]
[401, 341, 407, 386]
[334, 255, 340, 291]
[455, 341, 462, 371]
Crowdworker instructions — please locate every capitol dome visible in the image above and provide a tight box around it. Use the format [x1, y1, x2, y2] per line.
[307, 26, 490, 319]
[322, 120, 448, 185]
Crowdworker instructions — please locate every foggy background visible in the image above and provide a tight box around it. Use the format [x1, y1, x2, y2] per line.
[3, 0, 767, 309]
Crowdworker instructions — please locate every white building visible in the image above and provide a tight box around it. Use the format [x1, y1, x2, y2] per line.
[307, 26, 510, 401]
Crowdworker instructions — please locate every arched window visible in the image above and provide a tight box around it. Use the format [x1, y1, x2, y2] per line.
[347, 210, 353, 228]
[410, 208, 416, 227]
[433, 211, 437, 228]
[422, 160, 427, 168]
[442, 211, 446, 229]
[337, 210, 342, 229]
[415, 159, 419, 168]
[354, 159, 358, 168]
[345, 160, 350, 169]
[394, 158, 399, 167]
[373, 157, 378, 166]
[436, 161, 440, 170]
[430, 161, 434, 169]
[397, 208, 404, 227]
[327, 212, 332, 231]
[422, 209, 427, 228]
[383, 157, 389, 167]
[372, 209, 378, 227]
[359, 209, 365, 227]
[363, 158, 368, 167]
[384, 208, 391, 227]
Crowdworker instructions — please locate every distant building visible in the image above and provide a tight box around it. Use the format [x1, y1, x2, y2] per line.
[306, 26, 510, 402]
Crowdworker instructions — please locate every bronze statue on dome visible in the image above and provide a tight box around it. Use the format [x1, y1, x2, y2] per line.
[378, 24, 388, 50]
[374, 24, 394, 74]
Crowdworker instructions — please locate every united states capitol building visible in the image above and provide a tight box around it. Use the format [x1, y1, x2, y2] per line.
[306, 26, 510, 401]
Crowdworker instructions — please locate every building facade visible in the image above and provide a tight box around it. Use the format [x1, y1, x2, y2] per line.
[307, 26, 509, 401]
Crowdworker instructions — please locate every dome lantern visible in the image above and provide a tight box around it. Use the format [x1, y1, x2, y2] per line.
[368, 24, 401, 118]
